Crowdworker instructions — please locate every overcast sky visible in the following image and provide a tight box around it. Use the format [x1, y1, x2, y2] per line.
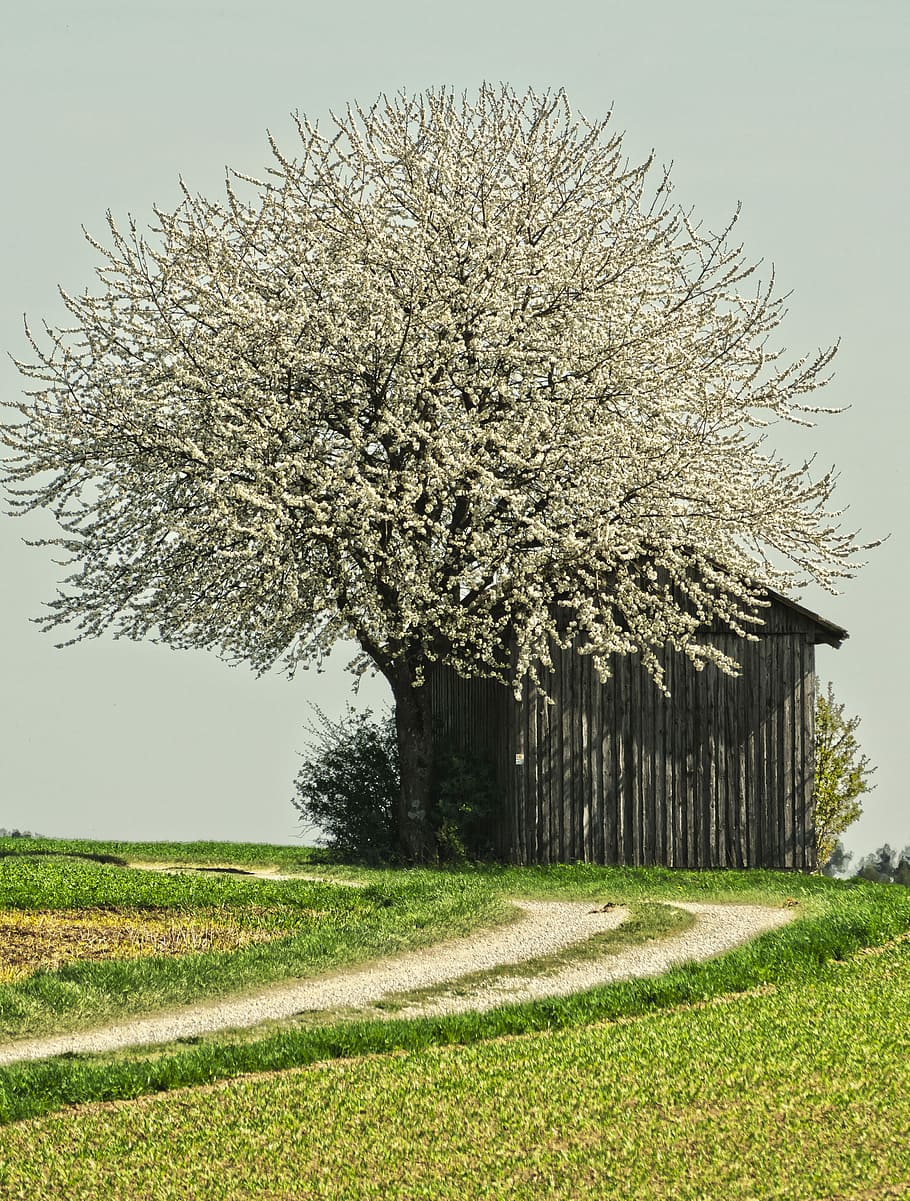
[1, 0, 907, 860]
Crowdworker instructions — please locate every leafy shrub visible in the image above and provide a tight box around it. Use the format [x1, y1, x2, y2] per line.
[815, 679, 876, 868]
[292, 705, 501, 863]
[292, 705, 399, 864]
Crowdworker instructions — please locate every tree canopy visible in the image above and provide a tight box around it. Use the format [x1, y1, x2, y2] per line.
[1, 85, 874, 858]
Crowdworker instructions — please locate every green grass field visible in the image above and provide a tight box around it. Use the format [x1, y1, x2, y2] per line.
[1, 837, 909, 1199]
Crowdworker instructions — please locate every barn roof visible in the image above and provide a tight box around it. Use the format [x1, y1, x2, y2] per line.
[764, 588, 848, 649]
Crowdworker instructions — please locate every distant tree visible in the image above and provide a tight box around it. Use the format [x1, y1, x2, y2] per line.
[2, 84, 876, 862]
[814, 680, 875, 867]
[893, 851, 910, 886]
[855, 844, 910, 885]
[893, 849, 910, 888]
[820, 839, 853, 878]
[855, 844, 893, 883]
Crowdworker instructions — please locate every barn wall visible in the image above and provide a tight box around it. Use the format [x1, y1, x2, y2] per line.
[427, 615, 819, 871]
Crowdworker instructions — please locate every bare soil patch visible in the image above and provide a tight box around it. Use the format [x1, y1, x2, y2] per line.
[0, 908, 276, 982]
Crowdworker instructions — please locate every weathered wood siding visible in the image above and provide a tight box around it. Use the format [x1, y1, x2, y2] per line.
[427, 600, 821, 871]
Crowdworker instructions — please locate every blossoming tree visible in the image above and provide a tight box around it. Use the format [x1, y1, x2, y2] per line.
[2, 86, 871, 860]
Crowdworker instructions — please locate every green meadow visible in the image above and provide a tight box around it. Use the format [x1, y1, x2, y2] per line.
[0, 837, 908, 1199]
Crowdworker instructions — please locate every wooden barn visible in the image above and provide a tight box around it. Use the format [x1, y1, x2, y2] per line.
[427, 590, 847, 871]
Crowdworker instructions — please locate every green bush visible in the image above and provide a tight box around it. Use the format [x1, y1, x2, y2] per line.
[292, 705, 501, 863]
[292, 705, 399, 864]
[815, 679, 876, 869]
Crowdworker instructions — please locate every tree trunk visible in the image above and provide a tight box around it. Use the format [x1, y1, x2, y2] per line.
[388, 665, 437, 863]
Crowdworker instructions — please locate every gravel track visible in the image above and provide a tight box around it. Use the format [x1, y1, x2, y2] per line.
[0, 896, 793, 1067]
[393, 901, 794, 1018]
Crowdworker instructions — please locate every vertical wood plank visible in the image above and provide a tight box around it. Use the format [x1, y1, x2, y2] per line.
[665, 646, 678, 867]
[501, 672, 516, 859]
[561, 642, 572, 862]
[549, 650, 559, 863]
[719, 652, 731, 866]
[738, 641, 750, 867]
[603, 662, 617, 863]
[783, 637, 795, 869]
[672, 647, 685, 868]
[643, 664, 656, 866]
[778, 634, 789, 868]
[538, 682, 550, 865]
[724, 643, 735, 867]
[759, 629, 771, 867]
[763, 631, 773, 868]
[796, 637, 805, 869]
[527, 678, 539, 865]
[747, 636, 761, 867]
[515, 677, 523, 865]
[630, 654, 638, 866]
[549, 642, 561, 861]
[581, 651, 593, 861]
[684, 650, 696, 868]
[697, 662, 707, 867]
[724, 650, 735, 867]
[592, 654, 605, 864]
[803, 642, 817, 872]
[775, 634, 784, 869]
[635, 655, 643, 866]
[709, 659, 719, 867]
[616, 656, 628, 863]
[657, 658, 672, 864]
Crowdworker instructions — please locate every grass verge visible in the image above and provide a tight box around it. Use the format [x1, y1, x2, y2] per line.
[0, 840, 908, 1127]
[0, 932, 908, 1198]
[0, 846, 510, 1041]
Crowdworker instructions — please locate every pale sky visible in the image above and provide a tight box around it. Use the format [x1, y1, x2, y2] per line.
[1, 0, 907, 861]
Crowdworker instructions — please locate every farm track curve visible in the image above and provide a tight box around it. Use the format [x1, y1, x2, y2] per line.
[0, 864, 795, 1066]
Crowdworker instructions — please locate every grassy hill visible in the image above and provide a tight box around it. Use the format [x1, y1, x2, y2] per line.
[0, 837, 908, 1198]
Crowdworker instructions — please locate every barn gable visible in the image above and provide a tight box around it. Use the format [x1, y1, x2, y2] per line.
[426, 590, 847, 871]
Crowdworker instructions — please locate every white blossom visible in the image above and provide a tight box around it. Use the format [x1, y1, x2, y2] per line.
[2, 84, 873, 704]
